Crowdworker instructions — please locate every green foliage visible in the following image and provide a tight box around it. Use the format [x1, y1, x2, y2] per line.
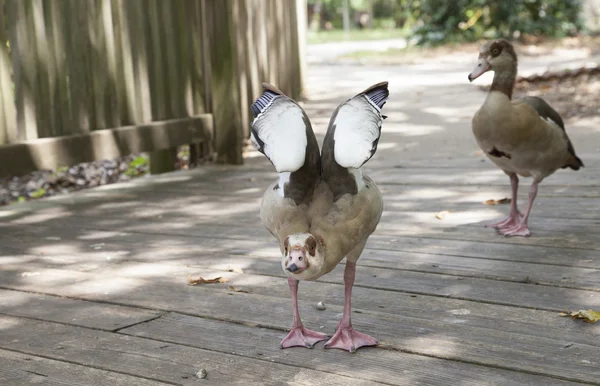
[309, 0, 583, 45]
[413, 0, 583, 44]
[29, 188, 47, 199]
[124, 155, 149, 177]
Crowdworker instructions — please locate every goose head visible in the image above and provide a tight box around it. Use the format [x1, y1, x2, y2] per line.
[281, 233, 325, 280]
[468, 39, 518, 82]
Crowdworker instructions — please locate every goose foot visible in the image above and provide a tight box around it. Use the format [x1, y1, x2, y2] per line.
[485, 212, 523, 230]
[280, 326, 329, 349]
[498, 223, 531, 237]
[324, 327, 378, 353]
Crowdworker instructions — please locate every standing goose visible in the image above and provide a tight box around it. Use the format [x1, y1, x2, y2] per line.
[251, 81, 388, 352]
[468, 39, 583, 237]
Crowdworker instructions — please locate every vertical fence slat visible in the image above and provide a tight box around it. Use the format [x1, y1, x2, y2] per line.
[146, 0, 166, 121]
[113, 0, 138, 125]
[87, 0, 107, 130]
[126, 0, 151, 123]
[101, 0, 121, 128]
[204, 0, 242, 164]
[0, 0, 17, 144]
[294, 0, 307, 99]
[9, 0, 38, 140]
[189, 0, 206, 116]
[45, 0, 68, 136]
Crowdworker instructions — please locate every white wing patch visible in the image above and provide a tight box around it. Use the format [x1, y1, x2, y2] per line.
[251, 100, 307, 173]
[333, 95, 382, 169]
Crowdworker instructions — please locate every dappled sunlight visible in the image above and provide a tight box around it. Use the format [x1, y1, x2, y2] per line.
[29, 243, 86, 256]
[0, 318, 20, 331]
[9, 207, 71, 225]
[384, 124, 445, 136]
[77, 230, 129, 240]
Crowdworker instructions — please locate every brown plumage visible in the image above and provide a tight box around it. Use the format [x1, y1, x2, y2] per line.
[469, 39, 583, 237]
[251, 81, 388, 352]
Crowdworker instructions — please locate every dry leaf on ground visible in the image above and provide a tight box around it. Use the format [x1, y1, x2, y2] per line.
[559, 309, 600, 323]
[435, 210, 450, 220]
[187, 275, 228, 285]
[483, 198, 511, 205]
[226, 267, 244, 274]
[227, 285, 250, 293]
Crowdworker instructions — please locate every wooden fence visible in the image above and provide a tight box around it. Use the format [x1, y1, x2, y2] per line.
[0, 0, 306, 177]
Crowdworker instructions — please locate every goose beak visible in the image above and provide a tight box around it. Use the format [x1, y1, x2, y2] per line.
[468, 58, 490, 82]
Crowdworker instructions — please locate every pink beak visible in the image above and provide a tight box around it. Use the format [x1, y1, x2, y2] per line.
[468, 58, 490, 82]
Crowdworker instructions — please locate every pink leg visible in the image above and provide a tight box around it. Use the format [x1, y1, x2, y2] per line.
[324, 261, 377, 353]
[280, 277, 328, 349]
[499, 181, 538, 237]
[486, 173, 523, 229]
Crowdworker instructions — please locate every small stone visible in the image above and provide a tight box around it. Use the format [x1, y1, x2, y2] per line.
[196, 369, 207, 379]
[316, 302, 326, 311]
[581, 359, 591, 365]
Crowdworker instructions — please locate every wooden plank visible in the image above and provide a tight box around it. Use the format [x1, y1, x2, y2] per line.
[0, 114, 212, 177]
[0, 261, 597, 383]
[0, 349, 168, 386]
[367, 166, 600, 187]
[123, 313, 597, 385]
[1, 257, 599, 346]
[0, 289, 161, 330]
[0, 315, 382, 386]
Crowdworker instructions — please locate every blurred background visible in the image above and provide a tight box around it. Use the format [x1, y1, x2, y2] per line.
[307, 0, 598, 45]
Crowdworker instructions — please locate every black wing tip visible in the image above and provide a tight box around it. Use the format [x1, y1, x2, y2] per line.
[363, 81, 389, 109]
[251, 83, 289, 118]
[261, 82, 286, 96]
[565, 155, 584, 170]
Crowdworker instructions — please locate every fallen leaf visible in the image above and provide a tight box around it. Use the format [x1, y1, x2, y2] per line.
[227, 285, 250, 293]
[483, 197, 511, 205]
[226, 266, 244, 274]
[435, 210, 450, 220]
[187, 275, 228, 285]
[560, 309, 600, 323]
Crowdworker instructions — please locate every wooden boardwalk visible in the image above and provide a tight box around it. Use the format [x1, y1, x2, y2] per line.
[1, 61, 599, 385]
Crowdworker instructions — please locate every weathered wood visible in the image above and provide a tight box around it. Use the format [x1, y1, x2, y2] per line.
[0, 349, 168, 386]
[0, 315, 381, 386]
[204, 1, 243, 164]
[0, 114, 213, 177]
[0, 289, 162, 330]
[124, 313, 598, 385]
[149, 148, 178, 175]
[0, 1, 17, 144]
[8, 0, 37, 141]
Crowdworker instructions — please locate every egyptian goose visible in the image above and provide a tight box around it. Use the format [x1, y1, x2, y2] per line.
[468, 39, 583, 237]
[251, 81, 388, 352]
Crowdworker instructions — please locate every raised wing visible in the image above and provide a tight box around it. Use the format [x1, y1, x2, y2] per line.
[251, 83, 321, 204]
[321, 82, 389, 200]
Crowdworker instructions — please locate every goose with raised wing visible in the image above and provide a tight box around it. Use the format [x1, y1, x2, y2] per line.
[468, 39, 583, 237]
[251, 81, 388, 352]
